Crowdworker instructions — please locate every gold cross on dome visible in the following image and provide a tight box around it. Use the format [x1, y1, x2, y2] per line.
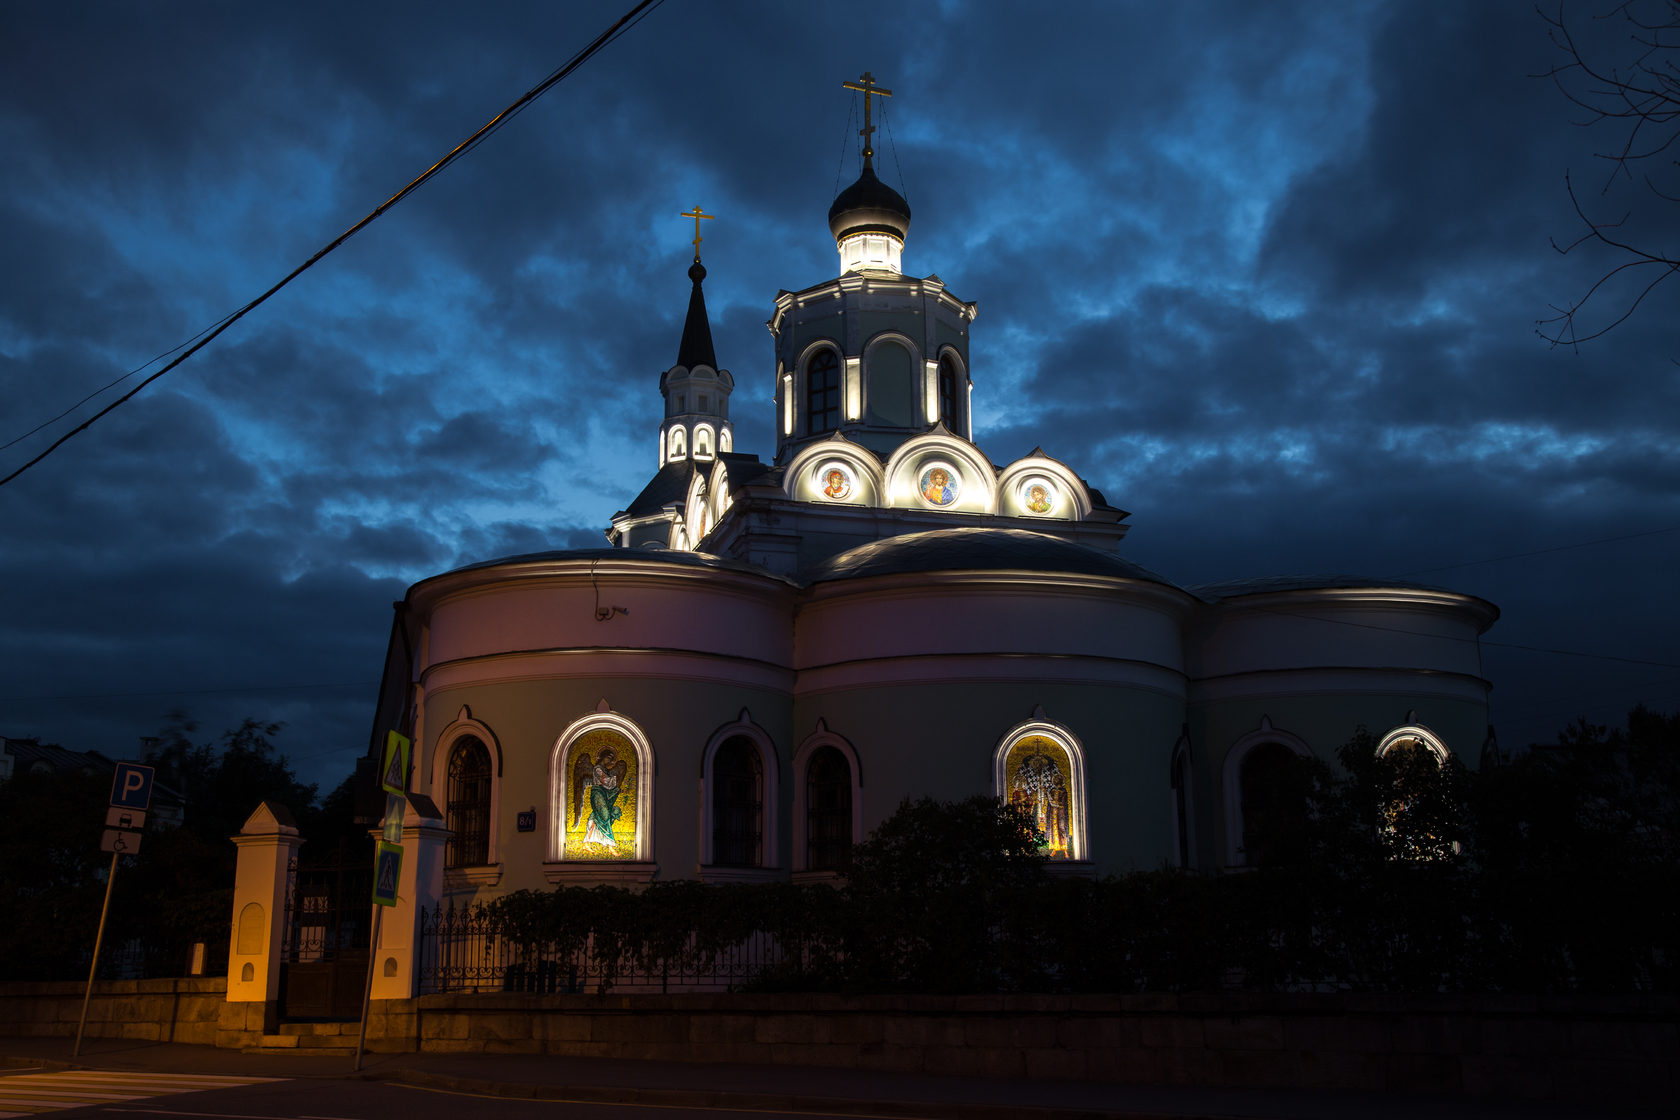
[842, 71, 893, 167]
[680, 205, 715, 260]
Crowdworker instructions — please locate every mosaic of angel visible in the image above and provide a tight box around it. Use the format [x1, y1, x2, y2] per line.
[572, 746, 630, 852]
[1008, 747, 1072, 858]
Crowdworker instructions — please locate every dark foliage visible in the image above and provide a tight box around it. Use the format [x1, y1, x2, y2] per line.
[0, 712, 349, 981]
[475, 709, 1678, 995]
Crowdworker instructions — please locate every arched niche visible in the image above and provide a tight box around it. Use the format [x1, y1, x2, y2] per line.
[883, 433, 997, 514]
[1221, 718, 1313, 867]
[548, 706, 655, 864]
[996, 450, 1093, 521]
[991, 716, 1089, 862]
[862, 333, 919, 427]
[792, 720, 862, 873]
[784, 436, 885, 506]
[699, 710, 780, 871]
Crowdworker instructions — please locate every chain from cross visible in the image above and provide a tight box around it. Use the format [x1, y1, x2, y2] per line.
[680, 205, 715, 260]
[841, 71, 893, 167]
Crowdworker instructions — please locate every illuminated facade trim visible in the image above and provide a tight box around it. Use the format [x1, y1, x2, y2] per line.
[1377, 724, 1450, 763]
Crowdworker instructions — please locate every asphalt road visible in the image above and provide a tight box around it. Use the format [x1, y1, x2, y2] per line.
[4, 1072, 973, 1120]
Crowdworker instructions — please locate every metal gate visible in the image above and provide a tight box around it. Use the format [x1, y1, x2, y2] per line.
[278, 842, 372, 1020]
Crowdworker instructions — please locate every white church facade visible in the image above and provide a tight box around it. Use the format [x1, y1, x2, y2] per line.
[366, 77, 1498, 901]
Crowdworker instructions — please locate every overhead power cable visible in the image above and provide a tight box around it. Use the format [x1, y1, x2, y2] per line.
[0, 0, 665, 490]
[0, 315, 236, 453]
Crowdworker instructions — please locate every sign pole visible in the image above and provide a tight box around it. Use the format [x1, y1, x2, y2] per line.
[355, 750, 408, 1074]
[353, 902, 383, 1072]
[72, 850, 121, 1059]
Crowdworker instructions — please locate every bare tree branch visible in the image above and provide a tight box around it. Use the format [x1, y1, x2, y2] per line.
[1536, 1, 1680, 347]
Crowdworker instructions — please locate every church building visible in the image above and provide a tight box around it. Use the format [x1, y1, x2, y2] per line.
[366, 76, 1498, 899]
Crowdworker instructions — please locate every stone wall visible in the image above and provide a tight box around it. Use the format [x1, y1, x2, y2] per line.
[0, 984, 1672, 1109]
[0, 978, 226, 1046]
[388, 991, 1677, 1109]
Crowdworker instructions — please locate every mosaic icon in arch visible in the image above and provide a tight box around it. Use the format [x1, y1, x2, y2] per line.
[564, 727, 639, 860]
[819, 462, 854, 501]
[1020, 476, 1058, 515]
[919, 462, 961, 507]
[1005, 735, 1073, 858]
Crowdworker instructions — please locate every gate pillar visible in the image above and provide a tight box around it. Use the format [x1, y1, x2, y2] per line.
[222, 801, 302, 1039]
[371, 793, 448, 1000]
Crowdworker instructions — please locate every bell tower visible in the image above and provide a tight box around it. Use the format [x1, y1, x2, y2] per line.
[659, 206, 733, 467]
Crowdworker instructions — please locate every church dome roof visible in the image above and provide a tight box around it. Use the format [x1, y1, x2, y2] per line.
[439, 546, 779, 581]
[827, 166, 911, 244]
[807, 527, 1177, 586]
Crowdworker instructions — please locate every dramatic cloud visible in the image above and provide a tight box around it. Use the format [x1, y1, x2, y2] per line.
[2, 0, 1676, 788]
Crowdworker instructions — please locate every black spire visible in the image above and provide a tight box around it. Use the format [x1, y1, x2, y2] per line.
[675, 259, 716, 370]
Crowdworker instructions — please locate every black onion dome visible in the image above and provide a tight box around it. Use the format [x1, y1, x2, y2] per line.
[827, 166, 911, 243]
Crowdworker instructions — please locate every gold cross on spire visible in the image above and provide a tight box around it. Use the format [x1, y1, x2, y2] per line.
[680, 205, 715, 261]
[841, 71, 893, 169]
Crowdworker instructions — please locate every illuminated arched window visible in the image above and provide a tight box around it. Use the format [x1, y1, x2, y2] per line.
[550, 711, 653, 865]
[1375, 726, 1457, 862]
[992, 720, 1089, 861]
[445, 737, 492, 869]
[711, 737, 763, 867]
[806, 349, 840, 435]
[668, 426, 687, 460]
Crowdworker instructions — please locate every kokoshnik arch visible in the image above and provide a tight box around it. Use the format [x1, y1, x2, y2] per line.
[365, 74, 1499, 899]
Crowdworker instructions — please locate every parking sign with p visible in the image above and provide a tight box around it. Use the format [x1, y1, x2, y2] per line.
[110, 762, 155, 811]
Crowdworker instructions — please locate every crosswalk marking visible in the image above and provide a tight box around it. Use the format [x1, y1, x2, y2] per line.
[0, 1070, 277, 1117]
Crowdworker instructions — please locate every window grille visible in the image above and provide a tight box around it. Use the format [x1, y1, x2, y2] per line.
[446, 737, 492, 868]
[807, 350, 840, 434]
[806, 746, 852, 870]
[711, 737, 763, 866]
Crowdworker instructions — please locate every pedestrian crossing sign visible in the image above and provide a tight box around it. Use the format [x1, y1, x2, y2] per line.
[380, 730, 410, 796]
[373, 841, 402, 907]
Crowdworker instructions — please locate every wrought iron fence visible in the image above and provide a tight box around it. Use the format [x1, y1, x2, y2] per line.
[417, 902, 788, 995]
[90, 934, 229, 981]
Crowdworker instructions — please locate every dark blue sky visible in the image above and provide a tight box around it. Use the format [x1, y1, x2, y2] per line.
[3, 1, 1677, 791]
